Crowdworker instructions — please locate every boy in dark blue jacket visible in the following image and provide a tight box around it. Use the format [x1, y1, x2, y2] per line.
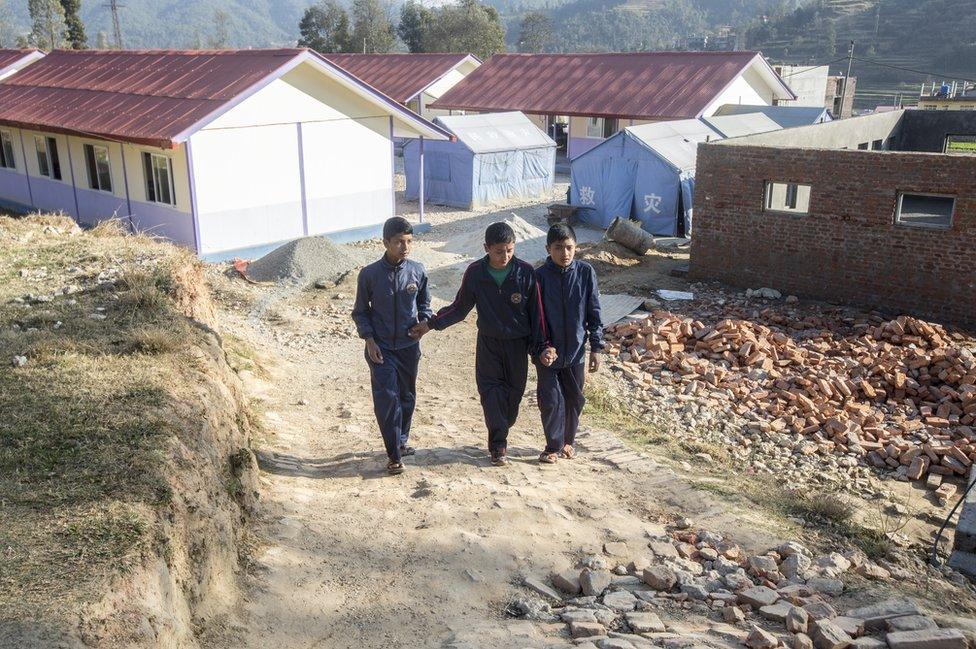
[535, 223, 604, 464]
[409, 222, 555, 466]
[352, 217, 432, 475]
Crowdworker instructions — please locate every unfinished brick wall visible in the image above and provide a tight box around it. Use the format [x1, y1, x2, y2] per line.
[689, 144, 976, 328]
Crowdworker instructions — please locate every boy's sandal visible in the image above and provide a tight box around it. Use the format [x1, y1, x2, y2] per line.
[491, 450, 509, 466]
[560, 445, 577, 460]
[539, 452, 558, 464]
[387, 460, 405, 475]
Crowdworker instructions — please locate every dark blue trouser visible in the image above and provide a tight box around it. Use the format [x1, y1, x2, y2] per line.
[366, 343, 421, 463]
[537, 363, 586, 453]
[475, 334, 528, 454]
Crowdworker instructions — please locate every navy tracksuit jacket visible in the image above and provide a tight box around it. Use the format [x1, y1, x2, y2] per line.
[352, 256, 432, 463]
[430, 256, 549, 453]
[534, 258, 604, 452]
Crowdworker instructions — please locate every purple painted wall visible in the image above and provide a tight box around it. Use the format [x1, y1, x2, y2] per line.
[0, 167, 33, 209]
[31, 176, 79, 219]
[76, 186, 129, 226]
[568, 136, 603, 160]
[130, 201, 196, 249]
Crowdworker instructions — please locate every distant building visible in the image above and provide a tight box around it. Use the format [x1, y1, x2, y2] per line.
[690, 109, 976, 327]
[321, 53, 481, 121]
[826, 75, 857, 118]
[771, 65, 829, 108]
[917, 81, 976, 111]
[431, 52, 796, 159]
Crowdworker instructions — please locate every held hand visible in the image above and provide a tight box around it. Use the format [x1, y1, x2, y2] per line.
[589, 351, 602, 373]
[365, 338, 384, 364]
[408, 321, 431, 340]
[541, 346, 558, 367]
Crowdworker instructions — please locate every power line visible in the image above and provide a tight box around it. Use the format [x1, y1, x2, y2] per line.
[776, 56, 851, 78]
[852, 56, 976, 84]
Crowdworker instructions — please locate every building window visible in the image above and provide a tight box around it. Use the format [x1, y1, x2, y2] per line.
[586, 117, 604, 138]
[895, 193, 954, 229]
[0, 131, 15, 169]
[84, 143, 112, 192]
[871, 139, 884, 150]
[34, 136, 62, 180]
[765, 181, 811, 214]
[857, 142, 869, 150]
[142, 152, 175, 205]
[945, 134, 976, 155]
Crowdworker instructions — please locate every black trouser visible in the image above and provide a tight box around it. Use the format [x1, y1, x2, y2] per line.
[475, 334, 528, 454]
[366, 343, 421, 463]
[537, 362, 586, 453]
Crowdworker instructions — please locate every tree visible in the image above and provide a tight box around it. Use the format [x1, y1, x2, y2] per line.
[208, 8, 231, 49]
[298, 0, 351, 53]
[423, 0, 505, 59]
[27, 0, 67, 49]
[60, 0, 86, 48]
[517, 10, 552, 52]
[350, 0, 396, 53]
[398, 1, 433, 53]
[95, 30, 108, 48]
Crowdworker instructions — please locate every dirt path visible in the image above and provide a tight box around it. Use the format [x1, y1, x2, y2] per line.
[211, 263, 789, 649]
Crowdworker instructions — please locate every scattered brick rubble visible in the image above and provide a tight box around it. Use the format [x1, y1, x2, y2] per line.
[514, 527, 974, 649]
[602, 292, 976, 501]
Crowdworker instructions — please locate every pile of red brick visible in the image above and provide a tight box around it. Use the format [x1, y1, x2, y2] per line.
[605, 310, 976, 499]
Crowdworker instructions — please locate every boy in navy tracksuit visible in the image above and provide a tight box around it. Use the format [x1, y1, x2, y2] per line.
[409, 222, 554, 466]
[352, 217, 432, 475]
[535, 223, 604, 463]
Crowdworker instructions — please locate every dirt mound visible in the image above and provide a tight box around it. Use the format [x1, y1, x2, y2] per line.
[444, 214, 548, 262]
[245, 236, 366, 284]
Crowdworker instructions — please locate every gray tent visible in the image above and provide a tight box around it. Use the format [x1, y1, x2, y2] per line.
[713, 104, 833, 129]
[403, 112, 556, 209]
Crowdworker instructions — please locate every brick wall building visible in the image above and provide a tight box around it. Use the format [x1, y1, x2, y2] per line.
[689, 110, 976, 328]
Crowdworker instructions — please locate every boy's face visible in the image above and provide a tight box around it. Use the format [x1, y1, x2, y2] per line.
[547, 238, 576, 268]
[484, 241, 515, 269]
[384, 233, 412, 264]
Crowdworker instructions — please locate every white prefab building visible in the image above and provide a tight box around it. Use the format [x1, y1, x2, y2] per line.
[0, 49, 449, 259]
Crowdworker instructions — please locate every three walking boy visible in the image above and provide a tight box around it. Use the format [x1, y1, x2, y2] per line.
[353, 217, 603, 475]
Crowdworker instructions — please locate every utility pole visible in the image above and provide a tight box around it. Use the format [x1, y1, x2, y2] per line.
[104, 0, 124, 49]
[843, 40, 855, 118]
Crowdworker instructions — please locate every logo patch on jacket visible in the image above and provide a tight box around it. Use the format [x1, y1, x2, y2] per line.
[510, 292, 523, 304]
[405, 282, 418, 294]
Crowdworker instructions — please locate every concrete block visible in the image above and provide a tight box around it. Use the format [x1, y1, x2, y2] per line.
[886, 628, 968, 649]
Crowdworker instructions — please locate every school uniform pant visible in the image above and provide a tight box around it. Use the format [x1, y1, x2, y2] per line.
[537, 362, 586, 453]
[475, 334, 528, 454]
[366, 343, 421, 463]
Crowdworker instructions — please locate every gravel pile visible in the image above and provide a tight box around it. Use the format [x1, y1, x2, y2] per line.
[245, 236, 367, 284]
[443, 214, 548, 262]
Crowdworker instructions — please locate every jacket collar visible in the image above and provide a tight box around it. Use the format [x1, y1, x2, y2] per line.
[544, 257, 576, 274]
[380, 254, 406, 270]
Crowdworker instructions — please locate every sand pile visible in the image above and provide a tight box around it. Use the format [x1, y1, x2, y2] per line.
[245, 236, 367, 284]
[443, 214, 548, 262]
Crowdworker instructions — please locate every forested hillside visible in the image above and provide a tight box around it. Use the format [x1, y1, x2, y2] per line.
[745, 0, 976, 107]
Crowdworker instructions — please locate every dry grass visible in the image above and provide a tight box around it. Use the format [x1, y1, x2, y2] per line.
[0, 215, 213, 628]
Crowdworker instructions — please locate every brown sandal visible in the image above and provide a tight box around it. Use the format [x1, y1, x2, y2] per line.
[539, 452, 558, 464]
[387, 460, 404, 475]
[560, 445, 577, 460]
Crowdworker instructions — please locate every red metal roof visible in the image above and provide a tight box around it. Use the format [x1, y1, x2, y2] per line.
[0, 49, 303, 148]
[431, 52, 788, 120]
[322, 53, 476, 103]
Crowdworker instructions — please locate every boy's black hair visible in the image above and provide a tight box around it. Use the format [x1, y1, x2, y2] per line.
[547, 223, 577, 246]
[484, 221, 516, 246]
[383, 216, 413, 241]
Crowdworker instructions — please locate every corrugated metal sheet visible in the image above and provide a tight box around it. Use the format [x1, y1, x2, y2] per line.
[432, 52, 779, 120]
[702, 112, 782, 138]
[322, 53, 474, 103]
[434, 111, 555, 153]
[712, 103, 832, 128]
[0, 49, 302, 147]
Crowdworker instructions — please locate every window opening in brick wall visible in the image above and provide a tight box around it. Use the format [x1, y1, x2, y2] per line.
[765, 181, 811, 214]
[895, 193, 954, 229]
[871, 139, 884, 150]
[945, 134, 976, 155]
[857, 142, 869, 150]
